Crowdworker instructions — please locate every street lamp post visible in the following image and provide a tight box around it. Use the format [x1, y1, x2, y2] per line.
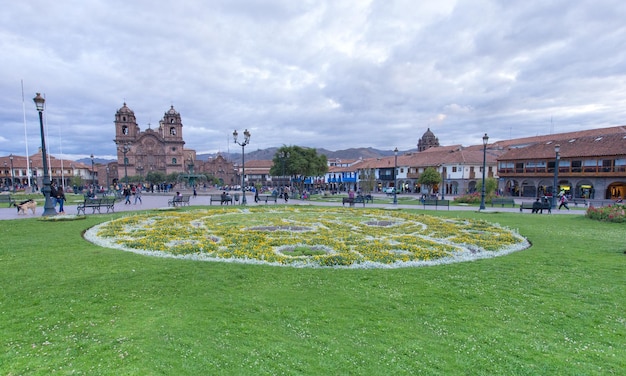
[90, 154, 95, 189]
[479, 133, 489, 211]
[233, 129, 251, 205]
[3, 162, 6, 190]
[106, 166, 110, 193]
[393, 147, 398, 205]
[33, 93, 56, 216]
[121, 143, 130, 185]
[9, 154, 15, 192]
[441, 166, 445, 200]
[552, 144, 560, 209]
[30, 159, 34, 192]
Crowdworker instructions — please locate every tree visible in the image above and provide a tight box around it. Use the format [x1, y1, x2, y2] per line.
[476, 177, 498, 195]
[359, 168, 376, 193]
[417, 167, 441, 195]
[146, 171, 166, 187]
[270, 146, 328, 191]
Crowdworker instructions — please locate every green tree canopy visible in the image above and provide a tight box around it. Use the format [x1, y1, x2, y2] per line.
[417, 167, 441, 194]
[359, 168, 376, 193]
[270, 146, 328, 189]
[146, 171, 167, 187]
[476, 177, 498, 195]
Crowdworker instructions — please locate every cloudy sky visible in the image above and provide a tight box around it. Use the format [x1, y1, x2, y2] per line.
[2, 0, 626, 160]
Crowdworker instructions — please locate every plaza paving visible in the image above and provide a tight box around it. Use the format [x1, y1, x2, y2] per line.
[0, 190, 583, 221]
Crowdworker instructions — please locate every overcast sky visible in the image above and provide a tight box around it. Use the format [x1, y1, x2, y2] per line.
[2, 0, 626, 160]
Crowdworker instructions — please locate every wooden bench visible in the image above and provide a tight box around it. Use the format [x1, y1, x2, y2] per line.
[168, 195, 191, 207]
[519, 201, 552, 214]
[491, 197, 516, 207]
[209, 194, 233, 205]
[342, 194, 372, 207]
[0, 194, 16, 207]
[257, 195, 277, 204]
[422, 199, 450, 210]
[77, 197, 116, 215]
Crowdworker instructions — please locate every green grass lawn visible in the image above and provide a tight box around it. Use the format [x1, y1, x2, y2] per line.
[1, 208, 624, 375]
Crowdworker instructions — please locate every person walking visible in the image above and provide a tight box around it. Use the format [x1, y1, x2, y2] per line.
[134, 185, 143, 204]
[558, 194, 570, 210]
[50, 181, 65, 214]
[124, 185, 132, 205]
[56, 185, 66, 214]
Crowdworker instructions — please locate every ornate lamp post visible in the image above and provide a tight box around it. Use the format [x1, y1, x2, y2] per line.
[3, 161, 6, 190]
[106, 166, 110, 192]
[479, 133, 489, 211]
[233, 129, 251, 205]
[9, 154, 15, 192]
[552, 144, 560, 208]
[441, 165, 445, 200]
[90, 154, 95, 189]
[33, 93, 56, 216]
[120, 143, 131, 185]
[30, 159, 35, 192]
[393, 147, 398, 205]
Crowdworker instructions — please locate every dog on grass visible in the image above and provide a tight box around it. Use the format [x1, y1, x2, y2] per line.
[15, 199, 37, 215]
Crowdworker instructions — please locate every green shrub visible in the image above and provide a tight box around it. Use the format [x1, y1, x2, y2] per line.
[586, 203, 626, 223]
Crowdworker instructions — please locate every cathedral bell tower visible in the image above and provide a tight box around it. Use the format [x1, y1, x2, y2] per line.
[161, 105, 183, 140]
[114, 103, 139, 141]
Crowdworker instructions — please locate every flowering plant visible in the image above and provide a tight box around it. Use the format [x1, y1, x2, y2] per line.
[586, 204, 626, 223]
[85, 207, 529, 268]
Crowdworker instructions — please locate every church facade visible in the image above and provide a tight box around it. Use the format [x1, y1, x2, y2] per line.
[113, 103, 196, 182]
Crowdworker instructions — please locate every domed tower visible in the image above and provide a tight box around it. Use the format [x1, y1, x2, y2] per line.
[114, 103, 140, 141]
[113, 103, 140, 183]
[418, 128, 440, 152]
[159, 105, 185, 173]
[160, 105, 183, 141]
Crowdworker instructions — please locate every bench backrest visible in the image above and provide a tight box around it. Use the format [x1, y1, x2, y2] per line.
[424, 199, 449, 205]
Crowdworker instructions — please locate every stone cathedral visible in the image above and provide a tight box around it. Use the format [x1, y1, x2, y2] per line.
[113, 103, 196, 180]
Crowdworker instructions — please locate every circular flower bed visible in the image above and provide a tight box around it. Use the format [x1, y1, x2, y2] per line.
[84, 207, 529, 268]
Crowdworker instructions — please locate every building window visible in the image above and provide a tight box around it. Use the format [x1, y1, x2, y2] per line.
[615, 159, 626, 172]
[583, 159, 597, 173]
[170, 127, 176, 135]
[172, 158, 177, 164]
[122, 126, 128, 135]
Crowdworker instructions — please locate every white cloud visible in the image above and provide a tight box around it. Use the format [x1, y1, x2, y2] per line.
[2, 0, 626, 158]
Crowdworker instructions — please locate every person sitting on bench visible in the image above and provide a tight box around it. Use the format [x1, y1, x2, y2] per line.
[532, 198, 543, 213]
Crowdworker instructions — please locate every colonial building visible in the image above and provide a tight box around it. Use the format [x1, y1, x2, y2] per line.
[495, 127, 626, 200]
[113, 103, 196, 182]
[1, 151, 92, 191]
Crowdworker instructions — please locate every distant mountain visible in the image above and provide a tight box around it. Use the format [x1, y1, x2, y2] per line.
[198, 147, 403, 162]
[76, 157, 110, 165]
[78, 147, 407, 165]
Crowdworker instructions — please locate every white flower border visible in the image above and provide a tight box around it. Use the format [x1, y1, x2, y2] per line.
[83, 211, 531, 269]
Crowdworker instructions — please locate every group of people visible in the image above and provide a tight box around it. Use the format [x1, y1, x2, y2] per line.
[50, 181, 66, 214]
[122, 184, 142, 205]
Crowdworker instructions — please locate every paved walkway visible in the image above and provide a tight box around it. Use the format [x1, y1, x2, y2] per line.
[0, 191, 584, 221]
